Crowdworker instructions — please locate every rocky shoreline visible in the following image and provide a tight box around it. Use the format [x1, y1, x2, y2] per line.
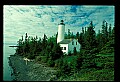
[8, 55, 58, 81]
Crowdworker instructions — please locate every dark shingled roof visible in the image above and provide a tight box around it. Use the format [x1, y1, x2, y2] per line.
[58, 39, 73, 44]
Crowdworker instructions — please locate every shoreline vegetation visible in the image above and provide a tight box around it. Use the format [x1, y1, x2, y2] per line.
[8, 21, 114, 81]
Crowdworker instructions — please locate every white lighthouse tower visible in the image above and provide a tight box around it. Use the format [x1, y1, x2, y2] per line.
[57, 20, 65, 43]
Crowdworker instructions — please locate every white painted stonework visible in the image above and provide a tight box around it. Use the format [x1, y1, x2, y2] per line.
[57, 20, 81, 55]
[59, 44, 68, 54]
[57, 24, 65, 43]
[59, 39, 81, 55]
[68, 39, 81, 54]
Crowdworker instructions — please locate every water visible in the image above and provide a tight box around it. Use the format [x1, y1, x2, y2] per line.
[3, 43, 16, 81]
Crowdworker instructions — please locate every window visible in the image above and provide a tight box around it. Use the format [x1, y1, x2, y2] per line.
[61, 47, 63, 50]
[76, 42, 77, 45]
[72, 41, 74, 45]
[64, 47, 66, 50]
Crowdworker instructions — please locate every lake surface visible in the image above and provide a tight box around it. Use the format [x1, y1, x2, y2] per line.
[3, 43, 16, 81]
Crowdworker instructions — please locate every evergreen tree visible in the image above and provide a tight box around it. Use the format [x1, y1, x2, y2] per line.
[25, 33, 28, 42]
[82, 27, 84, 34]
[79, 32, 85, 49]
[108, 24, 112, 39]
[73, 47, 77, 55]
[85, 27, 87, 33]
[104, 22, 109, 43]
[16, 38, 23, 55]
[76, 32, 79, 39]
[81, 21, 97, 68]
[50, 43, 63, 60]
[42, 34, 47, 50]
[96, 30, 105, 51]
[64, 32, 68, 39]
[68, 29, 71, 39]
[84, 21, 96, 50]
[71, 32, 74, 38]
[101, 20, 108, 44]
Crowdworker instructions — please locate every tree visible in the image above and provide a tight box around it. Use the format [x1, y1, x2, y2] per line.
[111, 26, 115, 40]
[16, 39, 23, 55]
[42, 34, 47, 51]
[85, 27, 87, 32]
[108, 24, 112, 39]
[84, 21, 97, 50]
[25, 33, 28, 42]
[76, 32, 79, 39]
[73, 47, 77, 55]
[36, 37, 42, 54]
[71, 32, 75, 38]
[68, 29, 71, 39]
[82, 27, 84, 34]
[101, 20, 109, 45]
[50, 43, 63, 60]
[81, 53, 96, 68]
[79, 32, 85, 49]
[64, 32, 68, 39]
[104, 22, 109, 43]
[80, 21, 97, 68]
[96, 30, 104, 51]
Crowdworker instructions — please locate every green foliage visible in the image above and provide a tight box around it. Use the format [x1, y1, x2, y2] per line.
[47, 59, 55, 67]
[55, 56, 82, 76]
[73, 47, 77, 55]
[26, 53, 35, 59]
[41, 56, 48, 63]
[51, 43, 63, 60]
[84, 21, 97, 50]
[95, 53, 114, 69]
[16, 33, 63, 61]
[104, 62, 114, 69]
[99, 39, 114, 54]
[81, 50, 96, 68]
[78, 33, 85, 49]
[68, 51, 72, 56]
[90, 48, 99, 54]
[15, 21, 114, 81]
[35, 56, 41, 62]
[54, 57, 63, 68]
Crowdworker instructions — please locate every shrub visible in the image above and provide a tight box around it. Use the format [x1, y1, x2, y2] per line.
[47, 59, 55, 67]
[26, 53, 35, 59]
[104, 62, 114, 69]
[35, 56, 41, 62]
[41, 56, 48, 63]
[90, 48, 99, 54]
[81, 53, 96, 68]
[54, 58, 63, 68]
[61, 60, 71, 75]
[90, 69, 114, 81]
[68, 51, 72, 56]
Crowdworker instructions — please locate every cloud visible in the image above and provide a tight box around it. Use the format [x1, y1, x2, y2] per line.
[3, 5, 115, 44]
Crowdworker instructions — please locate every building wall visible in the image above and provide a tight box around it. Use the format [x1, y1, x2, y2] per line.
[59, 39, 81, 55]
[59, 44, 68, 55]
[68, 39, 81, 54]
[57, 24, 65, 43]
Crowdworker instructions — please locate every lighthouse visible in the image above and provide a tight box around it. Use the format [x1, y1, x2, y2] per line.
[57, 20, 65, 43]
[57, 20, 81, 55]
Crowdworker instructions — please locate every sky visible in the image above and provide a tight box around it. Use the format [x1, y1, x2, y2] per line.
[3, 5, 115, 44]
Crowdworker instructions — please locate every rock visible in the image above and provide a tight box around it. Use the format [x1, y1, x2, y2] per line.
[11, 73, 13, 76]
[9, 55, 58, 81]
